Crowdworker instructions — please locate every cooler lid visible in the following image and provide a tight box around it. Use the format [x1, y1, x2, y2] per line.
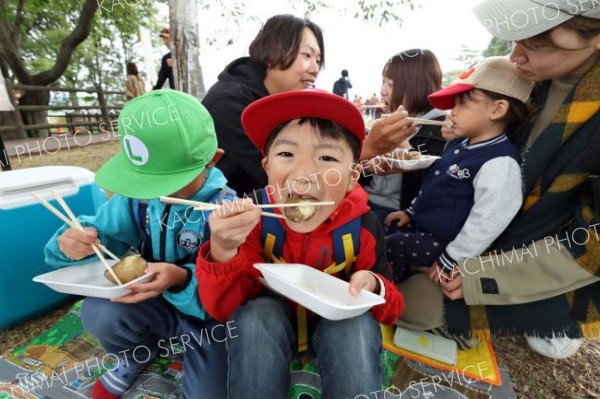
[0, 166, 96, 210]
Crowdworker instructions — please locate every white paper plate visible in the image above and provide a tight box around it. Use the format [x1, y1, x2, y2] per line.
[33, 260, 155, 299]
[379, 154, 440, 171]
[254, 263, 385, 320]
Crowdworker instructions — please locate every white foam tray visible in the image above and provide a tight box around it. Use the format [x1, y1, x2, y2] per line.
[379, 154, 441, 171]
[254, 263, 385, 320]
[33, 259, 155, 299]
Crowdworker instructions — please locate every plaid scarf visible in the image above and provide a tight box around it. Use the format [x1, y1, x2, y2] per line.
[447, 60, 600, 339]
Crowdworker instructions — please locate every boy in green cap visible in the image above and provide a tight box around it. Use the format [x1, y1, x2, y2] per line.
[44, 90, 232, 399]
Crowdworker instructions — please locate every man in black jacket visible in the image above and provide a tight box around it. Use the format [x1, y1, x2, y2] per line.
[153, 27, 174, 90]
[202, 15, 324, 196]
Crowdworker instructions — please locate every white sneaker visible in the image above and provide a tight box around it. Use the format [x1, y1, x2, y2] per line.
[525, 335, 583, 359]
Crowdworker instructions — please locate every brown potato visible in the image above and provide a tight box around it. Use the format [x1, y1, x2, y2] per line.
[401, 151, 422, 160]
[283, 197, 319, 223]
[104, 254, 147, 284]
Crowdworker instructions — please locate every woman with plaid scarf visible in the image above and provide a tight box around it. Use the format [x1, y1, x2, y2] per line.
[397, 0, 600, 360]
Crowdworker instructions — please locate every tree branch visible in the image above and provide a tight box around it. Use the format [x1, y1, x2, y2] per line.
[0, 3, 32, 84]
[12, 0, 25, 44]
[33, 0, 98, 85]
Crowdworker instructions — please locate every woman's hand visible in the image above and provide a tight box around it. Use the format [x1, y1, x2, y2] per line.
[361, 106, 417, 160]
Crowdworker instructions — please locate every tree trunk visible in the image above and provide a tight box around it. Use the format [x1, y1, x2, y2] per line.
[19, 90, 50, 138]
[0, 0, 99, 139]
[169, 0, 206, 99]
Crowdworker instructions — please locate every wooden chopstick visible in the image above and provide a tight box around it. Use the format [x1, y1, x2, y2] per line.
[193, 204, 286, 219]
[253, 201, 334, 209]
[364, 104, 385, 109]
[161, 196, 334, 209]
[159, 196, 287, 219]
[30, 192, 120, 261]
[31, 191, 124, 285]
[49, 191, 123, 286]
[407, 117, 452, 127]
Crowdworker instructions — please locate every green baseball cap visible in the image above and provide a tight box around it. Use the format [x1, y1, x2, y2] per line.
[95, 90, 217, 199]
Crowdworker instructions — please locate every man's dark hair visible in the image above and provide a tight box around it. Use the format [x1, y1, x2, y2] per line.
[264, 118, 360, 162]
[341, 69, 349, 77]
[249, 14, 325, 72]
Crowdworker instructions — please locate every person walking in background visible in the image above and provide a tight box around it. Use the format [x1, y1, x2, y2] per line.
[333, 69, 352, 98]
[202, 14, 325, 196]
[125, 62, 145, 101]
[153, 27, 174, 90]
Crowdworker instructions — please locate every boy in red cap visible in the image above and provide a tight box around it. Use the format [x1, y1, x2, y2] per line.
[196, 90, 404, 398]
[385, 57, 532, 302]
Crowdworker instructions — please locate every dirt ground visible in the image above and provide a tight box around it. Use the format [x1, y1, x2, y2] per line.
[1, 140, 599, 399]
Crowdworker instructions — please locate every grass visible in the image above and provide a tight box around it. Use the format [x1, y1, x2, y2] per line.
[1, 139, 599, 399]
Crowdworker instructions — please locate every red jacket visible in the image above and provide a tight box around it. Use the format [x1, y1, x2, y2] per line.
[196, 186, 405, 324]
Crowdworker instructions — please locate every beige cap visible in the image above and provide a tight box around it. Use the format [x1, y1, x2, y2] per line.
[473, 0, 600, 42]
[428, 56, 534, 110]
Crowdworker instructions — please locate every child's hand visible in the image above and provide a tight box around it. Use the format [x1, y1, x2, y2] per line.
[428, 261, 453, 285]
[57, 227, 99, 260]
[208, 198, 261, 262]
[349, 271, 380, 295]
[112, 262, 187, 303]
[385, 211, 411, 227]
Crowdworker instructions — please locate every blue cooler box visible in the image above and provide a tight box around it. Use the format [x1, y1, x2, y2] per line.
[0, 166, 106, 328]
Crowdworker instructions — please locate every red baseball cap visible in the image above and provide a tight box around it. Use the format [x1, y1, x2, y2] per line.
[427, 84, 476, 110]
[242, 89, 365, 155]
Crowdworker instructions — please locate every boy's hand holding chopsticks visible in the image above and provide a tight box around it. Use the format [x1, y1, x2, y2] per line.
[32, 190, 124, 285]
[57, 227, 101, 260]
[208, 199, 262, 263]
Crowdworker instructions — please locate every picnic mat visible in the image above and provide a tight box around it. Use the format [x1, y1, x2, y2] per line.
[0, 301, 400, 399]
[0, 302, 516, 399]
